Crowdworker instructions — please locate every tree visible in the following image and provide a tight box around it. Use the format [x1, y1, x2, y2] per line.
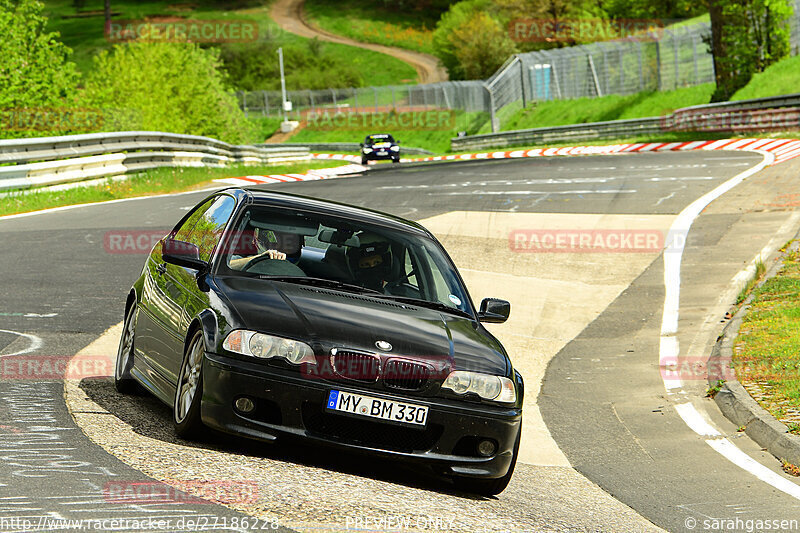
[451, 12, 519, 79]
[707, 0, 792, 101]
[433, 0, 520, 79]
[82, 38, 252, 143]
[0, 0, 79, 110]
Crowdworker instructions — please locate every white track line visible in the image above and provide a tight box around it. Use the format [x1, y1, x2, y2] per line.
[0, 329, 43, 357]
[658, 149, 800, 499]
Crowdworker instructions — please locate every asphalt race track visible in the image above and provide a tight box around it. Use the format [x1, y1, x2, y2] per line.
[2, 151, 800, 532]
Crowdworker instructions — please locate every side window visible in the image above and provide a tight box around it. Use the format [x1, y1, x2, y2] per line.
[173, 198, 215, 242]
[186, 196, 236, 262]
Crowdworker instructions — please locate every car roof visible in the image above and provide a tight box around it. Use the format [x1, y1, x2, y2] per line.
[224, 188, 430, 237]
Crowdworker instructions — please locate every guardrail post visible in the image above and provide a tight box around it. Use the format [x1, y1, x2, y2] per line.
[486, 84, 498, 133]
[655, 38, 662, 91]
[263, 91, 268, 116]
[519, 57, 527, 108]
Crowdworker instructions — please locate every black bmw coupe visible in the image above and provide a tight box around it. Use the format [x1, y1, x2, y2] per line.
[115, 188, 523, 495]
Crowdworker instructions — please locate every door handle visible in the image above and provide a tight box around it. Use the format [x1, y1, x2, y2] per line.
[156, 263, 167, 275]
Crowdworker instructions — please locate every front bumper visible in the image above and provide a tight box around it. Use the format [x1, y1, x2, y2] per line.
[201, 352, 522, 479]
[362, 149, 399, 161]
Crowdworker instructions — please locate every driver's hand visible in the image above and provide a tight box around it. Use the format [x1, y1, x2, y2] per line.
[261, 249, 286, 260]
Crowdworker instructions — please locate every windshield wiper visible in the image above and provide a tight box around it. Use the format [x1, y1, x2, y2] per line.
[257, 276, 383, 295]
[371, 294, 473, 318]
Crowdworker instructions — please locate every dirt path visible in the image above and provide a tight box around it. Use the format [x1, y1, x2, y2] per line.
[271, 0, 448, 84]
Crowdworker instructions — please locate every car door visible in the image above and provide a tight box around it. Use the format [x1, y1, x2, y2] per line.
[162, 194, 236, 381]
[137, 197, 218, 384]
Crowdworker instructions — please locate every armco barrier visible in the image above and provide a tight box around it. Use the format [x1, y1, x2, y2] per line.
[0, 132, 310, 191]
[255, 143, 433, 156]
[452, 93, 800, 152]
[451, 118, 663, 151]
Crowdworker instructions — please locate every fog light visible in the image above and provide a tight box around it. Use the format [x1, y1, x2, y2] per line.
[234, 397, 255, 414]
[477, 439, 497, 457]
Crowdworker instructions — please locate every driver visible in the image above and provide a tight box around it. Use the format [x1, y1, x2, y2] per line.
[229, 227, 302, 270]
[347, 232, 392, 291]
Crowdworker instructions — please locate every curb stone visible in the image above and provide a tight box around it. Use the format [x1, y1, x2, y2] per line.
[709, 239, 800, 467]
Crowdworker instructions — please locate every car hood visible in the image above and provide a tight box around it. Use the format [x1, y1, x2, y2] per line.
[215, 277, 508, 376]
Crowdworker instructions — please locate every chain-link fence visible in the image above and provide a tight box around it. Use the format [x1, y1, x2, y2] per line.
[240, 3, 800, 133]
[237, 81, 488, 118]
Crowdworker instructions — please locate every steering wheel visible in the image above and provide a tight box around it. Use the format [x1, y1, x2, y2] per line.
[385, 268, 416, 291]
[244, 256, 305, 276]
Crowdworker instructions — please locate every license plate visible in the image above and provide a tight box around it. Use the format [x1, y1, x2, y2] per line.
[377, 151, 387, 155]
[326, 390, 428, 426]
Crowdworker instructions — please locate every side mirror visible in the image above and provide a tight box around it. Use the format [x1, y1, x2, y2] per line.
[359, 143, 364, 147]
[162, 238, 207, 271]
[396, 140, 401, 144]
[478, 298, 510, 323]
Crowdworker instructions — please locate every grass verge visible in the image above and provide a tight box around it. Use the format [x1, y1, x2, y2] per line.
[303, 0, 438, 55]
[733, 242, 800, 433]
[41, 0, 417, 87]
[0, 161, 346, 217]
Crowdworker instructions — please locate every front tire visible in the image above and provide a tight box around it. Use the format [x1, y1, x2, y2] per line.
[456, 425, 521, 496]
[361, 157, 368, 165]
[115, 302, 138, 394]
[174, 330, 205, 439]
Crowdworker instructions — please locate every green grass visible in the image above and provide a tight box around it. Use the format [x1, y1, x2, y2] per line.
[734, 244, 800, 429]
[247, 116, 283, 142]
[736, 258, 767, 304]
[0, 161, 346, 216]
[731, 55, 800, 101]
[41, 0, 417, 87]
[303, 0, 437, 55]
[492, 50, 800, 134]
[496, 84, 715, 131]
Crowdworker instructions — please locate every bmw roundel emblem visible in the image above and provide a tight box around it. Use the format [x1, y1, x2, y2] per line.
[375, 340, 392, 351]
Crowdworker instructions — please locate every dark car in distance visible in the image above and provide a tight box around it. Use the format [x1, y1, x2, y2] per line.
[115, 188, 523, 495]
[360, 133, 400, 165]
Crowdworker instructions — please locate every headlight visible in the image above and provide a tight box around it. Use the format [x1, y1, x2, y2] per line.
[362, 147, 373, 153]
[223, 330, 315, 365]
[442, 371, 516, 403]
[390, 145, 400, 152]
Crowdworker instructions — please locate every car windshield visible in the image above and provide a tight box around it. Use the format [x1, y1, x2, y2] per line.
[366, 134, 394, 144]
[217, 205, 472, 316]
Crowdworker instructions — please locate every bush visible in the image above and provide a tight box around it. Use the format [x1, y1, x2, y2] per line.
[433, 0, 518, 80]
[220, 39, 364, 91]
[0, 0, 79, 110]
[82, 38, 253, 144]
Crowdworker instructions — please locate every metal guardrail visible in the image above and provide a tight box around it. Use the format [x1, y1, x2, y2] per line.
[451, 117, 663, 151]
[451, 93, 800, 151]
[0, 132, 310, 191]
[257, 142, 433, 155]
